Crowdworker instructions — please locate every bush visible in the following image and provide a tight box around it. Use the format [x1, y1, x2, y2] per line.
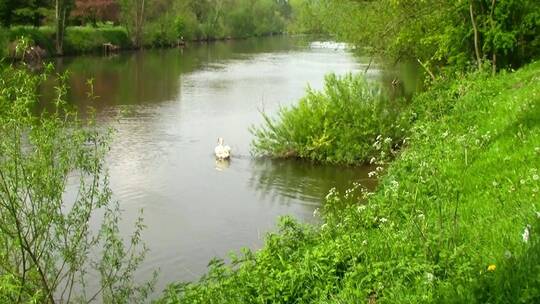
[63, 25, 131, 54]
[144, 17, 180, 47]
[0, 63, 154, 302]
[251, 73, 409, 165]
[3, 26, 131, 57]
[6, 26, 55, 55]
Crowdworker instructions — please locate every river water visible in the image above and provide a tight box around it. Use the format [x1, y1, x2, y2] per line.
[44, 36, 415, 295]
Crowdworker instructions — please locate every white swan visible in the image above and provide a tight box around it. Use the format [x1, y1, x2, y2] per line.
[214, 137, 231, 160]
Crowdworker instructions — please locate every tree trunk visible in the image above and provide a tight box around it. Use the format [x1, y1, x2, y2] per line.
[469, 3, 482, 70]
[133, 0, 145, 48]
[490, 0, 497, 75]
[55, 0, 65, 56]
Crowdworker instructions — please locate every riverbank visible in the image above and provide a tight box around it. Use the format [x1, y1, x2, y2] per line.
[0, 25, 131, 57]
[0, 25, 289, 59]
[160, 61, 540, 303]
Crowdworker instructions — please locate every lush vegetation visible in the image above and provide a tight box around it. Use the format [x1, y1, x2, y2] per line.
[2, 1, 539, 303]
[161, 59, 540, 304]
[0, 0, 298, 56]
[143, 0, 293, 46]
[251, 0, 540, 165]
[3, 25, 130, 56]
[0, 60, 154, 302]
[158, 3, 540, 301]
[296, 0, 540, 73]
[251, 74, 409, 165]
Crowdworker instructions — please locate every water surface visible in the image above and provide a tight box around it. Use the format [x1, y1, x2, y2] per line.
[46, 36, 389, 293]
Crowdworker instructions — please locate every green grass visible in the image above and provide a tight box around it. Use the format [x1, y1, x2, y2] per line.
[250, 73, 410, 165]
[63, 26, 131, 54]
[3, 25, 131, 56]
[159, 62, 540, 303]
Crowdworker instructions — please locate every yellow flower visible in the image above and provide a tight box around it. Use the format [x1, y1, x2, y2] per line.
[487, 264, 496, 272]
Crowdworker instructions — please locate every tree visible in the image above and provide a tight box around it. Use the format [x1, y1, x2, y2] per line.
[0, 0, 16, 26]
[119, 0, 146, 48]
[0, 0, 50, 27]
[72, 0, 121, 25]
[55, 0, 74, 55]
[304, 0, 540, 74]
[0, 59, 155, 302]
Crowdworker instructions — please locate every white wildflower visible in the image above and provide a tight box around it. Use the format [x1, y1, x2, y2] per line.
[362, 240, 368, 246]
[325, 188, 336, 200]
[425, 272, 435, 283]
[379, 217, 388, 223]
[368, 171, 377, 178]
[522, 225, 531, 243]
[376, 166, 384, 172]
[384, 137, 392, 144]
[370, 157, 376, 164]
[533, 174, 539, 181]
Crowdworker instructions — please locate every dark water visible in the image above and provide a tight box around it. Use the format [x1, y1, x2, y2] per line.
[44, 36, 408, 294]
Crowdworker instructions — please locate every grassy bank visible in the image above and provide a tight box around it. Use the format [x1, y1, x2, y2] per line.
[1, 24, 286, 58]
[2, 25, 131, 56]
[160, 62, 540, 303]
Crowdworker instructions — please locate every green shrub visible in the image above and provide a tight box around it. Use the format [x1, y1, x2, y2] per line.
[4, 26, 131, 56]
[63, 25, 131, 54]
[144, 18, 179, 47]
[7, 26, 55, 55]
[0, 63, 154, 302]
[251, 73, 409, 165]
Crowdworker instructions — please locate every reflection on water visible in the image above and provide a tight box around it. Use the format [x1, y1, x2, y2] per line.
[39, 36, 419, 296]
[215, 159, 231, 171]
[249, 158, 377, 206]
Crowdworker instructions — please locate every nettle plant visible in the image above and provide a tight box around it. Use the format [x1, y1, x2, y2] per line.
[0, 62, 155, 303]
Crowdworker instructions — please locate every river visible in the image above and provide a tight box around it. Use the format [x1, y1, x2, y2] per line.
[43, 36, 417, 296]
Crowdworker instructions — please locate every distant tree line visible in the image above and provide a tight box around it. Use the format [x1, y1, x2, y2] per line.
[0, 0, 298, 54]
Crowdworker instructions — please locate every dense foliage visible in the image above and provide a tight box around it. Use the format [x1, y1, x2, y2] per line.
[0, 0, 50, 27]
[142, 0, 293, 46]
[0, 0, 296, 54]
[0, 62, 154, 303]
[161, 60, 540, 304]
[251, 74, 409, 165]
[296, 0, 540, 73]
[3, 25, 130, 56]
